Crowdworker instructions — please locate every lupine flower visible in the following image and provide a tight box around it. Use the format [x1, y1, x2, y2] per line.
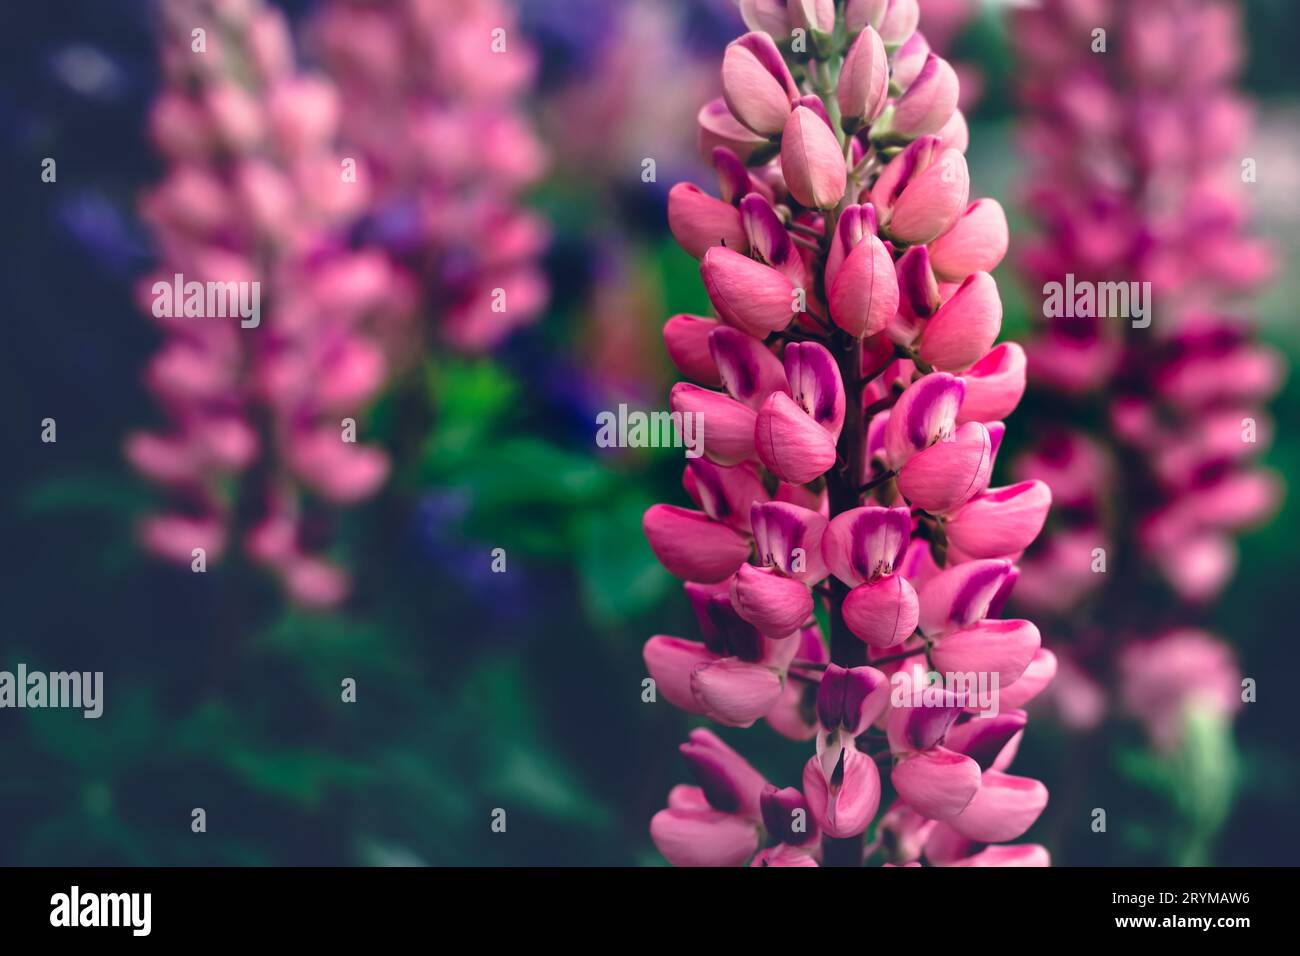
[1010, 0, 1278, 742]
[312, 0, 549, 352]
[126, 0, 413, 607]
[1118, 630, 1242, 752]
[644, 0, 1051, 867]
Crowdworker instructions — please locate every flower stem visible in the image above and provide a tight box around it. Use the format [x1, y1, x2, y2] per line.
[822, 335, 872, 868]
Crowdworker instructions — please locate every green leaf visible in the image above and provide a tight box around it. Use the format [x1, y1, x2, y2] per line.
[575, 492, 671, 624]
[21, 473, 152, 516]
[424, 358, 519, 469]
[453, 438, 614, 513]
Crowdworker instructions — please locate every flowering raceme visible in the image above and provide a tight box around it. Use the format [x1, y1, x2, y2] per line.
[313, 0, 549, 352]
[126, 0, 414, 607]
[1010, 0, 1279, 745]
[644, 0, 1053, 867]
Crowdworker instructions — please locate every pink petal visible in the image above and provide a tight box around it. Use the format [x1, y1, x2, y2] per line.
[918, 272, 1002, 372]
[948, 770, 1048, 843]
[642, 504, 751, 582]
[842, 574, 920, 647]
[730, 564, 813, 636]
[691, 657, 785, 727]
[754, 391, 838, 485]
[896, 421, 992, 513]
[667, 183, 749, 259]
[892, 747, 981, 819]
[945, 480, 1052, 558]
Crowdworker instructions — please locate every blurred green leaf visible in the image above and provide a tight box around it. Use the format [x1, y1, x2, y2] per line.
[21, 473, 151, 516]
[575, 491, 671, 625]
[651, 237, 713, 318]
[423, 358, 519, 468]
[174, 702, 372, 808]
[450, 438, 614, 512]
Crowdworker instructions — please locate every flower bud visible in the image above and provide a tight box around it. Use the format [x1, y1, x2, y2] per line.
[828, 229, 897, 338]
[668, 183, 749, 259]
[701, 246, 796, 338]
[825, 203, 879, 288]
[936, 108, 969, 153]
[755, 391, 838, 485]
[891, 33, 930, 91]
[837, 27, 889, 125]
[878, 0, 919, 47]
[789, 0, 836, 38]
[722, 32, 798, 136]
[887, 54, 959, 139]
[872, 138, 969, 245]
[845, 0, 888, 34]
[780, 106, 847, 210]
[739, 0, 791, 37]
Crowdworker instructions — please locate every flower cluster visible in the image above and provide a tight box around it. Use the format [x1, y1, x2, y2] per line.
[643, 0, 1053, 866]
[1010, 0, 1278, 742]
[127, 0, 413, 607]
[313, 0, 549, 352]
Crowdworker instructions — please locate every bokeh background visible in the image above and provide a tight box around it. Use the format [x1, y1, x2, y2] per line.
[2, 0, 1297, 865]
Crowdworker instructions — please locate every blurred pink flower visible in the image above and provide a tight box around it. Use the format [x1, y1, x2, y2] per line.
[1010, 0, 1279, 740]
[128, 0, 416, 606]
[313, 0, 549, 352]
[1118, 630, 1242, 751]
